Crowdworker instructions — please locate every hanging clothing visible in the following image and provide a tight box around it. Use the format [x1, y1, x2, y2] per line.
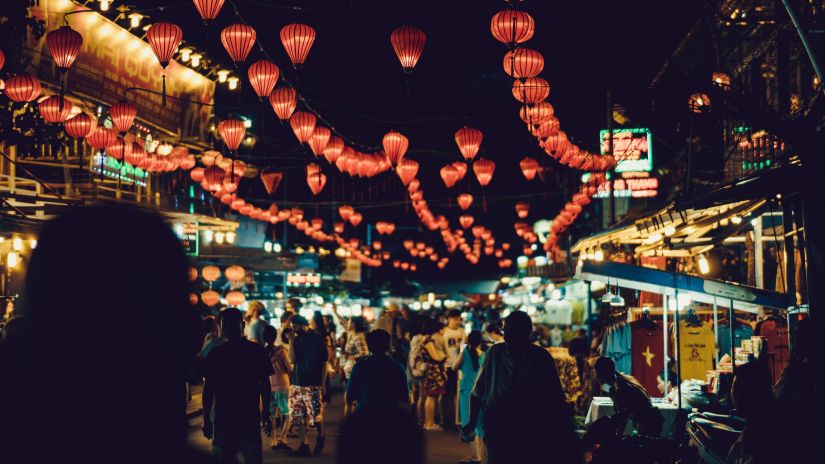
[630, 319, 664, 397]
[548, 347, 581, 405]
[674, 320, 715, 381]
[716, 322, 753, 359]
[577, 356, 600, 416]
[602, 324, 632, 375]
[544, 300, 573, 326]
[755, 317, 790, 384]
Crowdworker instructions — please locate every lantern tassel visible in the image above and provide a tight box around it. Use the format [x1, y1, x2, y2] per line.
[162, 74, 167, 107]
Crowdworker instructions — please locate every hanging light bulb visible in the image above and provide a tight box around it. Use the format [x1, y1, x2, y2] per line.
[203, 229, 214, 242]
[128, 12, 143, 28]
[216, 69, 229, 83]
[264, 241, 273, 252]
[190, 53, 202, 67]
[226, 231, 236, 244]
[215, 232, 225, 244]
[12, 237, 23, 251]
[227, 76, 239, 90]
[594, 249, 604, 261]
[7, 252, 19, 269]
[179, 48, 192, 62]
[664, 225, 676, 236]
[697, 254, 710, 274]
[99, 0, 111, 12]
[29, 239, 37, 249]
[730, 215, 742, 225]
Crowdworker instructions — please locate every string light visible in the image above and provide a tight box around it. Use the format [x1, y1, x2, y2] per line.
[12, 237, 23, 251]
[100, 0, 111, 12]
[7, 252, 19, 269]
[227, 76, 239, 90]
[215, 232, 225, 244]
[594, 249, 604, 261]
[264, 241, 273, 252]
[127, 13, 143, 28]
[203, 229, 214, 242]
[697, 254, 710, 274]
[226, 231, 236, 244]
[216, 69, 230, 83]
[190, 53, 202, 67]
[179, 48, 192, 62]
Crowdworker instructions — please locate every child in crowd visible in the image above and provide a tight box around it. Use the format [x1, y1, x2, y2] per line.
[263, 325, 292, 450]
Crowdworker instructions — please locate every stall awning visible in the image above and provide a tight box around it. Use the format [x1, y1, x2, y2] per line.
[422, 280, 500, 298]
[575, 261, 790, 313]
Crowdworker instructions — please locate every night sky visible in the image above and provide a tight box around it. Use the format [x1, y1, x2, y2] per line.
[132, 0, 704, 280]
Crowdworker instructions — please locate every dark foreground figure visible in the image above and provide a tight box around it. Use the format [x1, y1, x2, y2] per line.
[0, 206, 213, 464]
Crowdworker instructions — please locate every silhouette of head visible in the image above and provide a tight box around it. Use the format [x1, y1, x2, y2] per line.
[366, 329, 391, 354]
[732, 360, 774, 417]
[219, 307, 245, 340]
[338, 407, 423, 464]
[263, 324, 278, 347]
[594, 356, 617, 385]
[503, 310, 532, 345]
[7, 206, 199, 463]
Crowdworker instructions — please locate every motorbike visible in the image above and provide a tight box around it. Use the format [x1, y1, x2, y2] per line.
[583, 413, 696, 464]
[686, 411, 745, 464]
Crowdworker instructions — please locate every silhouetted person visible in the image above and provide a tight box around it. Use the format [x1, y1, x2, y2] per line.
[345, 329, 410, 412]
[594, 356, 664, 437]
[338, 407, 424, 464]
[0, 206, 212, 464]
[462, 310, 578, 463]
[728, 360, 786, 464]
[287, 314, 329, 456]
[202, 307, 273, 464]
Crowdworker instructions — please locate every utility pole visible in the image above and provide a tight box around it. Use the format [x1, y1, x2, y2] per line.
[607, 87, 616, 226]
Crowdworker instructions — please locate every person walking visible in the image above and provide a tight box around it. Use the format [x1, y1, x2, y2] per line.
[244, 301, 268, 345]
[202, 308, 274, 464]
[287, 315, 329, 457]
[420, 319, 448, 431]
[443, 309, 466, 426]
[263, 325, 292, 451]
[462, 311, 577, 463]
[454, 330, 485, 464]
[345, 329, 410, 412]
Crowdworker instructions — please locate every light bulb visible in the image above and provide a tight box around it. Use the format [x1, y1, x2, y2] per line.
[179, 48, 192, 62]
[203, 229, 214, 242]
[664, 225, 676, 236]
[128, 13, 142, 28]
[264, 241, 273, 252]
[215, 232, 225, 244]
[594, 249, 604, 261]
[272, 243, 282, 253]
[12, 237, 23, 251]
[190, 53, 202, 67]
[30, 239, 37, 249]
[731, 215, 742, 225]
[100, 0, 110, 12]
[7, 252, 19, 269]
[243, 119, 252, 128]
[216, 69, 230, 83]
[227, 77, 239, 90]
[698, 254, 710, 274]
[226, 231, 236, 244]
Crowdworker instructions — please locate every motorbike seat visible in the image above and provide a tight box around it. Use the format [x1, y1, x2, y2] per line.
[689, 415, 743, 459]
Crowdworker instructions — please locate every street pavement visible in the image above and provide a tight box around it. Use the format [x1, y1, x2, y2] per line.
[186, 390, 471, 464]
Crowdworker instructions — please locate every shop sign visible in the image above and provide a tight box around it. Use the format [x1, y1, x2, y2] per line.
[174, 223, 198, 257]
[286, 273, 321, 287]
[93, 154, 147, 186]
[599, 128, 653, 172]
[588, 175, 659, 199]
[340, 258, 362, 283]
[296, 253, 318, 272]
[27, 0, 215, 140]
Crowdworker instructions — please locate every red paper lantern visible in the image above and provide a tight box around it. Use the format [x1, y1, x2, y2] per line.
[0, 49, 4, 70]
[534, 117, 560, 139]
[225, 265, 245, 282]
[457, 193, 473, 210]
[5, 74, 42, 102]
[218, 118, 246, 151]
[146, 22, 183, 68]
[247, 59, 279, 99]
[190, 167, 205, 182]
[490, 9, 535, 45]
[289, 111, 317, 143]
[280, 23, 316, 69]
[520, 157, 538, 180]
[64, 112, 94, 138]
[308, 126, 331, 156]
[382, 130, 409, 166]
[46, 25, 83, 70]
[226, 290, 246, 307]
[455, 126, 483, 161]
[323, 136, 344, 164]
[440, 164, 460, 189]
[390, 25, 426, 73]
[515, 202, 530, 219]
[126, 142, 148, 166]
[396, 159, 419, 186]
[452, 161, 468, 180]
[106, 137, 131, 161]
[201, 290, 220, 306]
[543, 131, 569, 156]
[459, 215, 474, 229]
[503, 48, 544, 78]
[221, 23, 256, 66]
[109, 101, 137, 134]
[268, 87, 297, 121]
[193, 0, 225, 22]
[306, 170, 327, 196]
[38, 96, 73, 123]
[512, 77, 550, 104]
[86, 126, 117, 150]
[203, 165, 225, 191]
[350, 212, 363, 227]
[339, 205, 354, 221]
[473, 158, 496, 186]
[520, 101, 554, 126]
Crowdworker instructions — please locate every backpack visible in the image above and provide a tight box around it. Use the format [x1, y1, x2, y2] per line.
[409, 337, 428, 379]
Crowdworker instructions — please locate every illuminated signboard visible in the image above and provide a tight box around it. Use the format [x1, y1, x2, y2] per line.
[599, 128, 653, 172]
[173, 223, 199, 257]
[582, 172, 659, 198]
[93, 154, 148, 186]
[286, 273, 322, 287]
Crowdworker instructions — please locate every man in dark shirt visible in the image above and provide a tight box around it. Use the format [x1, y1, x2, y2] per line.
[346, 329, 410, 412]
[462, 310, 577, 463]
[203, 308, 273, 464]
[287, 315, 329, 457]
[594, 356, 663, 437]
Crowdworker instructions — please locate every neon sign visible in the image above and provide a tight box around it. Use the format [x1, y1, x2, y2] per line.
[599, 128, 653, 172]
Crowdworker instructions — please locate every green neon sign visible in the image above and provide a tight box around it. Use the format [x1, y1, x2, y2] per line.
[599, 128, 653, 173]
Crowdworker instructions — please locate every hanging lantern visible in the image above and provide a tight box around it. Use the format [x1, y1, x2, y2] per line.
[338, 204, 354, 221]
[203, 165, 225, 191]
[503, 48, 544, 78]
[382, 130, 409, 166]
[201, 290, 220, 306]
[38, 96, 73, 123]
[452, 161, 468, 180]
[106, 137, 131, 161]
[512, 77, 550, 104]
[193, 0, 225, 22]
[490, 9, 535, 45]
[440, 164, 460, 189]
[46, 25, 83, 70]
[226, 290, 246, 307]
[126, 142, 147, 166]
[689, 93, 711, 113]
[0, 49, 4, 70]
[4, 74, 42, 102]
[202, 265, 221, 282]
[190, 167, 205, 182]
[534, 117, 560, 139]
[323, 136, 344, 164]
[221, 23, 256, 66]
[457, 193, 473, 210]
[520, 101, 554, 126]
[520, 157, 538, 180]
[306, 170, 327, 196]
[247, 59, 279, 99]
[543, 131, 569, 156]
[350, 212, 363, 227]
[515, 202, 530, 219]
[396, 159, 419, 186]
[712, 71, 731, 88]
[64, 112, 94, 138]
[459, 215, 474, 229]
[289, 111, 317, 143]
[455, 126, 483, 161]
[311, 218, 323, 230]
[109, 101, 137, 134]
[218, 118, 246, 151]
[308, 126, 331, 156]
[334, 221, 345, 233]
[390, 25, 426, 73]
[268, 87, 297, 121]
[280, 23, 316, 69]
[86, 126, 117, 150]
[224, 265, 245, 282]
[146, 22, 183, 105]
[473, 158, 495, 186]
